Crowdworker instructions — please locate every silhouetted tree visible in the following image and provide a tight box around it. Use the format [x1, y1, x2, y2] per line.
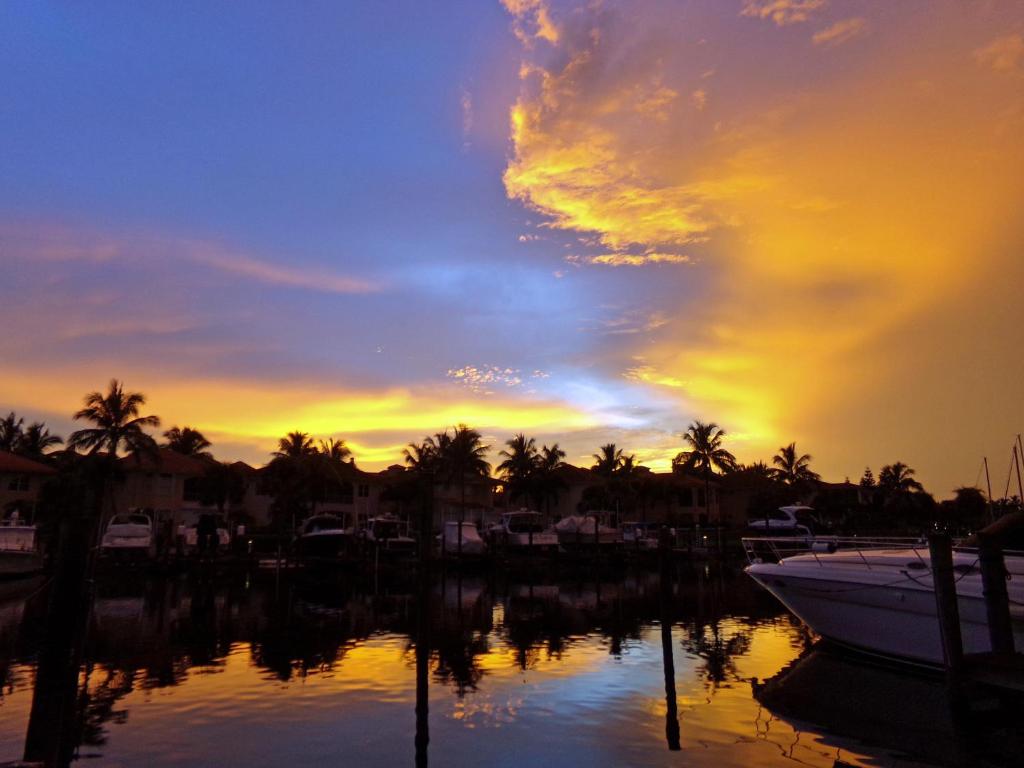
[163, 426, 212, 458]
[674, 421, 736, 525]
[591, 443, 625, 478]
[497, 433, 538, 506]
[15, 422, 63, 460]
[771, 442, 820, 486]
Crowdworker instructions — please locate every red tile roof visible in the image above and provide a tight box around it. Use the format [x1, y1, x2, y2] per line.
[120, 447, 212, 476]
[0, 450, 57, 475]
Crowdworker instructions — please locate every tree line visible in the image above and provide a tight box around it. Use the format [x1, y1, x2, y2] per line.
[3, 379, 1018, 534]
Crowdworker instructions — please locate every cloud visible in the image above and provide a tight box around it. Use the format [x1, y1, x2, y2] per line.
[2, 221, 379, 294]
[741, 0, 826, 26]
[975, 33, 1024, 74]
[812, 17, 867, 47]
[502, 0, 560, 45]
[502, 0, 1024, 488]
[567, 252, 691, 267]
[187, 245, 378, 294]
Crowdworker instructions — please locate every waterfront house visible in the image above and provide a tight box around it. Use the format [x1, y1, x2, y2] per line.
[0, 450, 56, 521]
[114, 448, 213, 528]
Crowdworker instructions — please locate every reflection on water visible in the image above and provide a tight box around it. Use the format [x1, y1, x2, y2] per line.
[0, 564, 1015, 767]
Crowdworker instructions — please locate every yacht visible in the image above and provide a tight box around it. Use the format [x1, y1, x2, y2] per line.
[747, 504, 817, 536]
[744, 534, 1024, 665]
[621, 521, 662, 551]
[554, 513, 620, 549]
[0, 521, 43, 577]
[296, 514, 354, 559]
[100, 512, 155, 560]
[486, 510, 558, 553]
[361, 515, 417, 556]
[437, 520, 487, 557]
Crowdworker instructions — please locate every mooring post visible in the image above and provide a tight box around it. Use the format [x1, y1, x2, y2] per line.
[928, 533, 963, 682]
[977, 531, 1015, 654]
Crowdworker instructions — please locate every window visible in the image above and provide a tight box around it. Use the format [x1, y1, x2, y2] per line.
[358, 484, 370, 498]
[155, 473, 174, 497]
[679, 488, 694, 507]
[697, 489, 706, 508]
[7, 475, 29, 492]
[182, 477, 202, 502]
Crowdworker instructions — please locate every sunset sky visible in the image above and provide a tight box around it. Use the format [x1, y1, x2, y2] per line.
[2, 1, 1022, 495]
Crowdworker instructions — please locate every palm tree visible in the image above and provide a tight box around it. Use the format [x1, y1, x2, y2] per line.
[199, 462, 246, 517]
[439, 424, 490, 557]
[771, 443, 820, 486]
[497, 433, 538, 505]
[319, 438, 352, 463]
[591, 443, 625, 478]
[0, 412, 24, 452]
[274, 431, 317, 458]
[16, 422, 63, 459]
[533, 444, 566, 515]
[66, 379, 160, 523]
[673, 420, 736, 526]
[163, 426, 212, 458]
[67, 379, 160, 458]
[878, 462, 923, 494]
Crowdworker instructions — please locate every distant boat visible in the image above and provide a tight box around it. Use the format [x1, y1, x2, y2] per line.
[621, 521, 661, 552]
[100, 512, 155, 560]
[437, 520, 486, 557]
[296, 514, 353, 559]
[486, 510, 558, 553]
[554, 513, 620, 549]
[0, 522, 43, 578]
[744, 533, 1024, 665]
[746, 504, 816, 536]
[361, 515, 417, 556]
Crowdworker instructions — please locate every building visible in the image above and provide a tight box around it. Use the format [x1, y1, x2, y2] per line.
[0, 450, 56, 521]
[114, 448, 213, 526]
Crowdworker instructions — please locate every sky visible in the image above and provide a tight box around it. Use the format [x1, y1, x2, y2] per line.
[1, 1, 1022, 496]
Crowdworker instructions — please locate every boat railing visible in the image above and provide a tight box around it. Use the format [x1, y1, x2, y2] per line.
[741, 535, 929, 568]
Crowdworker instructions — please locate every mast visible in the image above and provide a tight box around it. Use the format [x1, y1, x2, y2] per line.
[984, 456, 994, 523]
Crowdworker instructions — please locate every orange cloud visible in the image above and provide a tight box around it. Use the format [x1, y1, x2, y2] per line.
[502, 1, 1024, 487]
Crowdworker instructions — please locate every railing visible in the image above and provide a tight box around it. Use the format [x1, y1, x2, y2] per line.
[741, 535, 929, 568]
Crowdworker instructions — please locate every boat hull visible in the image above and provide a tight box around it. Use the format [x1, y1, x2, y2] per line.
[746, 562, 1024, 666]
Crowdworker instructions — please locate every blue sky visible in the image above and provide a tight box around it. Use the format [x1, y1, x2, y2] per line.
[2, 1, 1023, 493]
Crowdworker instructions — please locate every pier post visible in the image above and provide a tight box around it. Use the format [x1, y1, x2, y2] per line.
[658, 525, 680, 750]
[977, 531, 1015, 654]
[928, 534, 963, 681]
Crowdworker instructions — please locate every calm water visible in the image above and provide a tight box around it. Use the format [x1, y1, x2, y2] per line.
[0, 564, 1018, 768]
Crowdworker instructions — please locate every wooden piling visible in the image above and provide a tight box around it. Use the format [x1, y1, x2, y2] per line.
[976, 531, 1015, 654]
[928, 534, 964, 682]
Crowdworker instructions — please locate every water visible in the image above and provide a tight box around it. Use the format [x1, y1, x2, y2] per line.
[0, 564, 1018, 767]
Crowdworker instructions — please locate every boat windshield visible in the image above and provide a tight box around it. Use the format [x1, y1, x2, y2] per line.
[112, 515, 150, 527]
[373, 521, 401, 539]
[307, 517, 345, 533]
[508, 517, 544, 534]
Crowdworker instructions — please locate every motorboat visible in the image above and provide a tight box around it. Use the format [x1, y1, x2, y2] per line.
[296, 514, 354, 558]
[361, 515, 416, 556]
[0, 522, 43, 578]
[437, 520, 487, 557]
[747, 504, 817, 536]
[620, 521, 662, 551]
[100, 513, 155, 560]
[744, 535, 1024, 666]
[486, 510, 558, 553]
[180, 516, 231, 554]
[554, 514, 620, 549]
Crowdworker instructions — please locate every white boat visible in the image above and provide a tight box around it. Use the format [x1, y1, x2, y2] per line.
[296, 514, 354, 558]
[180, 517, 231, 553]
[744, 537, 1024, 665]
[486, 510, 558, 553]
[100, 513, 155, 559]
[554, 514, 620, 548]
[362, 515, 417, 556]
[747, 504, 816, 536]
[437, 521, 486, 557]
[0, 523, 43, 577]
[621, 521, 662, 551]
